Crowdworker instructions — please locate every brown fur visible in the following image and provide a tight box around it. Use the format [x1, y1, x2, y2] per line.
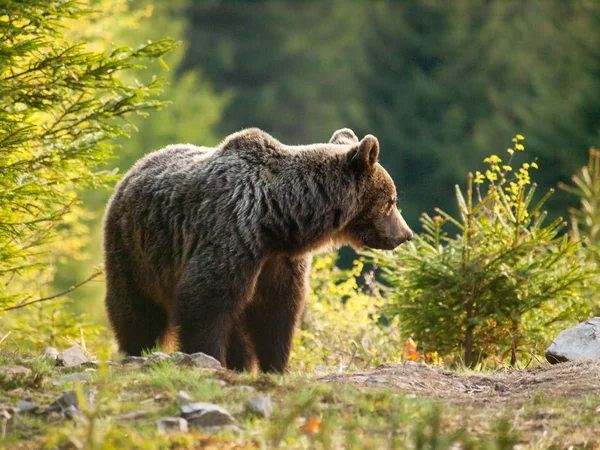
[103, 128, 412, 372]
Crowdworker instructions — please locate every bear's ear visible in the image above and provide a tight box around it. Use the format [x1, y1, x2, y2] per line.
[349, 135, 379, 171]
[329, 128, 359, 145]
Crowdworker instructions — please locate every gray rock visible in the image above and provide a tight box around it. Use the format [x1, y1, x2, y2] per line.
[63, 405, 84, 420]
[156, 417, 188, 433]
[15, 400, 38, 413]
[57, 346, 89, 367]
[42, 347, 59, 360]
[170, 352, 191, 364]
[121, 356, 147, 365]
[245, 395, 273, 419]
[189, 352, 222, 369]
[366, 376, 387, 384]
[49, 389, 91, 412]
[176, 390, 192, 404]
[0, 365, 32, 379]
[49, 391, 79, 412]
[145, 352, 170, 365]
[546, 317, 600, 364]
[53, 372, 92, 387]
[181, 402, 235, 428]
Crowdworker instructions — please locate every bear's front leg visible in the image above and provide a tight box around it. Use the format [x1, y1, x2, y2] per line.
[244, 255, 311, 373]
[175, 252, 261, 365]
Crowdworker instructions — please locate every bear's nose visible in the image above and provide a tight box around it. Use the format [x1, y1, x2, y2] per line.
[406, 232, 414, 241]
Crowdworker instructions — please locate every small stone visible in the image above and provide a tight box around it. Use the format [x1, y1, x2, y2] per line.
[366, 376, 387, 383]
[189, 352, 222, 369]
[494, 382, 509, 392]
[177, 390, 192, 404]
[49, 390, 91, 412]
[42, 347, 59, 360]
[156, 417, 188, 433]
[245, 395, 273, 419]
[121, 356, 147, 365]
[63, 405, 84, 420]
[181, 402, 235, 428]
[0, 365, 32, 379]
[545, 317, 600, 364]
[15, 400, 38, 413]
[57, 346, 89, 368]
[49, 391, 78, 412]
[53, 372, 91, 387]
[170, 352, 191, 363]
[145, 352, 170, 365]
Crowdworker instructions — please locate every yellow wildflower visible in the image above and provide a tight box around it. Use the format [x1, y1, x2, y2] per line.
[502, 165, 512, 171]
[531, 162, 538, 169]
[484, 154, 502, 164]
[515, 144, 525, 151]
[516, 134, 525, 140]
[507, 148, 514, 155]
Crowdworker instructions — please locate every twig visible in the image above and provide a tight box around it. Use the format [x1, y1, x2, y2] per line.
[0, 332, 12, 347]
[524, 352, 535, 369]
[346, 342, 359, 372]
[3, 270, 103, 312]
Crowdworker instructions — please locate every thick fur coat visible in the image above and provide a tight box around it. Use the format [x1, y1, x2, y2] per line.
[103, 128, 412, 372]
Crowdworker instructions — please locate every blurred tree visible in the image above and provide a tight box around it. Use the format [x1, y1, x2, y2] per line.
[362, 1, 600, 221]
[52, 0, 228, 322]
[182, 0, 600, 226]
[182, 0, 368, 144]
[0, 0, 176, 347]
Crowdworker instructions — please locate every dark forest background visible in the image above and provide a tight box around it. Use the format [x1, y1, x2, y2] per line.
[56, 0, 600, 319]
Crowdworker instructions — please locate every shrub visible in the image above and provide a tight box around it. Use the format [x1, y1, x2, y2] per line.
[375, 136, 593, 367]
[560, 148, 600, 263]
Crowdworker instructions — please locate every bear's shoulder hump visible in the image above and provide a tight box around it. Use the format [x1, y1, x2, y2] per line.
[218, 128, 283, 156]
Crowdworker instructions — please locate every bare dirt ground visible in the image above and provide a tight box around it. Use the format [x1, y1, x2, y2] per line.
[318, 359, 600, 406]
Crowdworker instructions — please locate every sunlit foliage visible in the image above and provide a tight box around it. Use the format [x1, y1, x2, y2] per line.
[0, 0, 177, 347]
[291, 254, 404, 372]
[375, 136, 594, 367]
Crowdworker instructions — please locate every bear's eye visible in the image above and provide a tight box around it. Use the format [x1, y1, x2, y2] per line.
[387, 198, 396, 211]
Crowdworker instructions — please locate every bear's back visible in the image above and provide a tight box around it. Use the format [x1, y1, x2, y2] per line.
[116, 144, 213, 199]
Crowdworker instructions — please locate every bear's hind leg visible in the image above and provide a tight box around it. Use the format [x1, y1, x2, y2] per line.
[175, 253, 260, 365]
[226, 322, 257, 372]
[244, 255, 310, 373]
[105, 263, 169, 356]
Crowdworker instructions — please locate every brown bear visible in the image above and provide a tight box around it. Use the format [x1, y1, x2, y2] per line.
[103, 127, 412, 372]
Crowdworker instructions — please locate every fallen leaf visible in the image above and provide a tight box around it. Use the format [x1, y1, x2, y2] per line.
[403, 337, 420, 361]
[300, 417, 321, 433]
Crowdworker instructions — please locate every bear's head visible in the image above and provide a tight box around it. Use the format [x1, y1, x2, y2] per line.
[339, 133, 413, 250]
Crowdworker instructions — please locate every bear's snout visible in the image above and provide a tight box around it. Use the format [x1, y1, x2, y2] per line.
[386, 209, 413, 249]
[385, 230, 413, 249]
